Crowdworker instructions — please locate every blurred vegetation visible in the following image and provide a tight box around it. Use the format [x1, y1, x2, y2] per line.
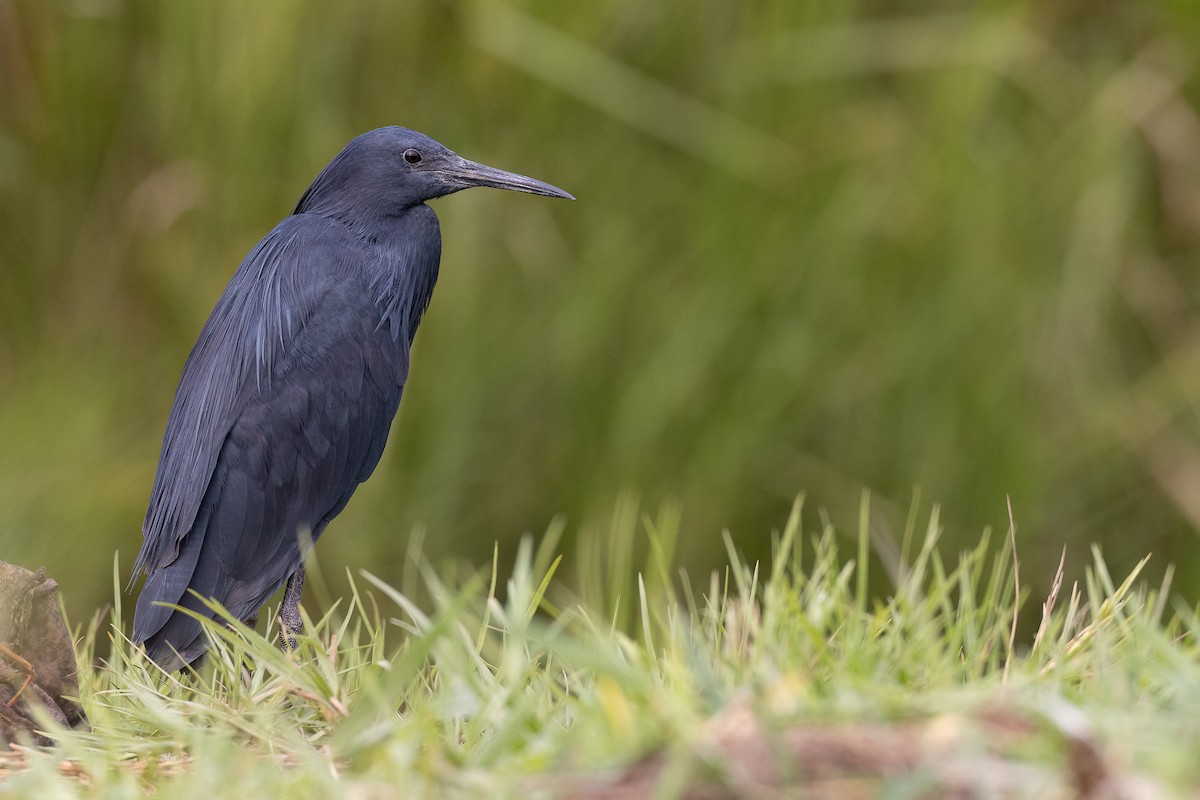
[3, 0, 1200, 625]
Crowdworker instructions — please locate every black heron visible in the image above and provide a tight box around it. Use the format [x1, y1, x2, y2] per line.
[131, 126, 572, 670]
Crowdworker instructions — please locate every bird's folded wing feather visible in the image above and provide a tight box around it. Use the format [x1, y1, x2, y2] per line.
[133, 214, 384, 580]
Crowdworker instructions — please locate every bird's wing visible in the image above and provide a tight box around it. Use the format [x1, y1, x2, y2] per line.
[133, 213, 388, 581]
[133, 262, 408, 655]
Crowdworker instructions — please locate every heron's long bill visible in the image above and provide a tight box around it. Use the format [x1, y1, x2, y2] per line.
[441, 156, 574, 200]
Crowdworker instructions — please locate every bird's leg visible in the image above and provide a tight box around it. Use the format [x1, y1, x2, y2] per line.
[278, 565, 305, 651]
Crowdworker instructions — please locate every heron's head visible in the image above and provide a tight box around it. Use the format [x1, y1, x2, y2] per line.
[295, 126, 573, 218]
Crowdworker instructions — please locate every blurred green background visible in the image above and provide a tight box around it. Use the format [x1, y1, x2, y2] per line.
[3, 0, 1200, 627]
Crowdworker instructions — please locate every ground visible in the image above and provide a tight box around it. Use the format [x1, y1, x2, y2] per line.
[0, 501, 1193, 798]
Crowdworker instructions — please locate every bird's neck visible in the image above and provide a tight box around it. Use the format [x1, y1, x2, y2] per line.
[361, 204, 442, 347]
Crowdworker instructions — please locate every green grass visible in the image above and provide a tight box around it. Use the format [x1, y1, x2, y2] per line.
[3, 498, 1196, 797]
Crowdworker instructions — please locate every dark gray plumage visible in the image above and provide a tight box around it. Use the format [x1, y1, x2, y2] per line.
[132, 127, 572, 670]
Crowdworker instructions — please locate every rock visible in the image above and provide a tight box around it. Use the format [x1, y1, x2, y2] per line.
[0, 562, 85, 743]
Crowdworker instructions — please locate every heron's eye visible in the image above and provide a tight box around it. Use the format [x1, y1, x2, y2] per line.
[403, 149, 423, 165]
